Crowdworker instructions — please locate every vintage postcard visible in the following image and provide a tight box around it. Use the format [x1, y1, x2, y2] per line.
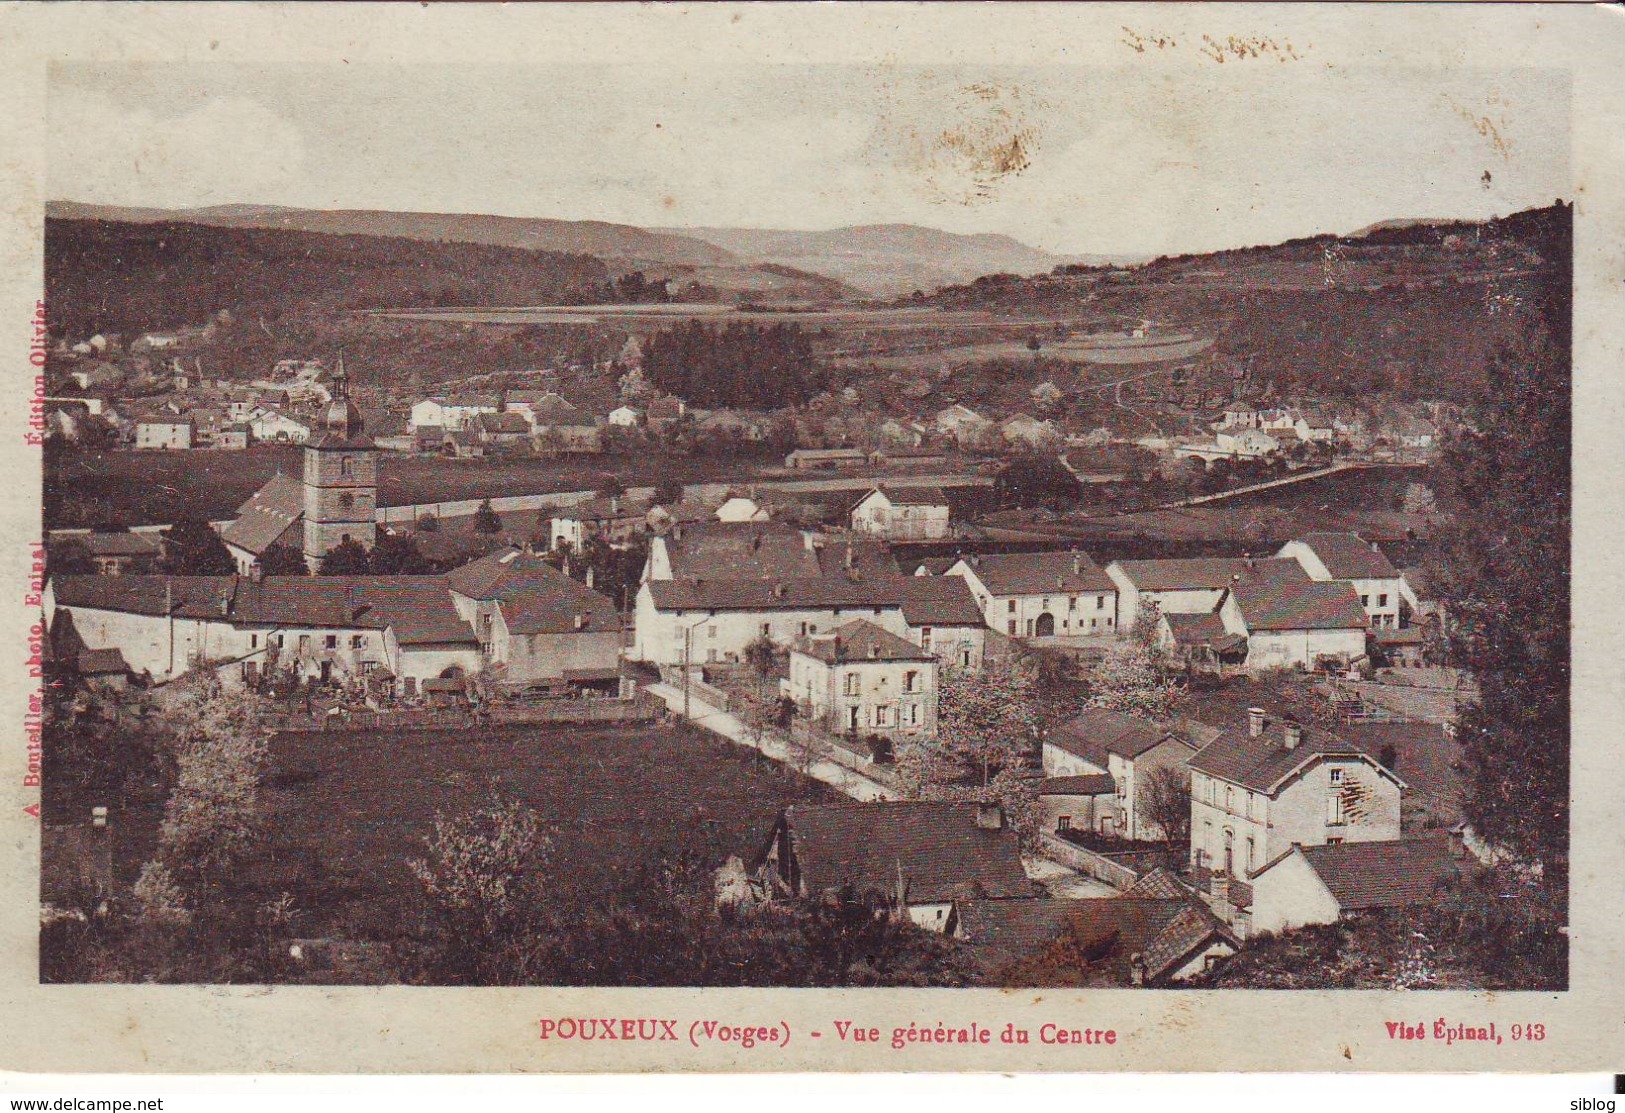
[0, 1, 1620, 1075]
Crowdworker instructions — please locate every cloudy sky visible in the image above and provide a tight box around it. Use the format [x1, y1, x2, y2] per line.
[48, 62, 1569, 256]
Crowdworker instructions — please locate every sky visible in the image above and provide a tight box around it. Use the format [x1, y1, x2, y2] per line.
[47, 62, 1570, 257]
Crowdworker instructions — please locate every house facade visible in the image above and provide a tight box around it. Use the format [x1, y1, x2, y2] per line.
[1189, 711, 1404, 879]
[410, 396, 500, 432]
[788, 620, 938, 738]
[1249, 836, 1459, 934]
[1277, 532, 1408, 629]
[849, 485, 951, 541]
[946, 551, 1117, 638]
[134, 417, 193, 450]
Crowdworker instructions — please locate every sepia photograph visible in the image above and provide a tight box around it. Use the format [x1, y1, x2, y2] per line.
[4, 1, 1621, 1078]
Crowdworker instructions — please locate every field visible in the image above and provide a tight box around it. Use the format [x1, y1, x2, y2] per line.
[251, 722, 840, 938]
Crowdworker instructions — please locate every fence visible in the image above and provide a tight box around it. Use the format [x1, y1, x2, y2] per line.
[267, 694, 662, 733]
[788, 720, 901, 790]
[1039, 833, 1141, 891]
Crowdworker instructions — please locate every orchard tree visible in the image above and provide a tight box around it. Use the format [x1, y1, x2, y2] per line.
[1087, 602, 1181, 719]
[409, 793, 551, 985]
[894, 657, 1041, 843]
[1137, 765, 1192, 848]
[369, 532, 432, 575]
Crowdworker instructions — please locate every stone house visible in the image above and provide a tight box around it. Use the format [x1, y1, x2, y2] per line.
[787, 619, 938, 739]
[849, 485, 951, 541]
[946, 551, 1116, 638]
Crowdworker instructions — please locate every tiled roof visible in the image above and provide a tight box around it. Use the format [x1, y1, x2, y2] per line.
[1188, 718, 1400, 794]
[1293, 532, 1399, 580]
[1123, 866, 1195, 900]
[863, 484, 949, 509]
[958, 551, 1114, 595]
[446, 549, 620, 635]
[815, 539, 901, 580]
[474, 412, 531, 435]
[1110, 557, 1252, 592]
[769, 802, 1033, 905]
[73, 532, 161, 558]
[221, 473, 305, 556]
[665, 523, 821, 581]
[1289, 836, 1459, 911]
[1038, 774, 1117, 797]
[793, 620, 934, 664]
[645, 396, 685, 420]
[1050, 709, 1172, 764]
[957, 897, 1236, 985]
[649, 574, 984, 626]
[50, 574, 476, 645]
[1230, 560, 1368, 632]
[1161, 611, 1229, 646]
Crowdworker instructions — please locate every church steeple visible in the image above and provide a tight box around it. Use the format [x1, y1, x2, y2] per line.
[322, 350, 366, 440]
[302, 351, 377, 570]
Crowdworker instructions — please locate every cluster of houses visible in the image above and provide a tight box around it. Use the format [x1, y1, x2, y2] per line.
[1176, 402, 1441, 463]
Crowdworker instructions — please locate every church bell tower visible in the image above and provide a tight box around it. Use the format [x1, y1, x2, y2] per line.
[302, 354, 377, 572]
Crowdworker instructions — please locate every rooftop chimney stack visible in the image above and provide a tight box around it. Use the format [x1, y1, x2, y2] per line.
[1247, 707, 1267, 738]
[1210, 869, 1231, 904]
[91, 806, 108, 829]
[1283, 721, 1303, 750]
[249, 561, 264, 584]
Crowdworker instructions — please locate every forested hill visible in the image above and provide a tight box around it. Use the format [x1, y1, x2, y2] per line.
[917, 202, 1571, 401]
[45, 217, 610, 340]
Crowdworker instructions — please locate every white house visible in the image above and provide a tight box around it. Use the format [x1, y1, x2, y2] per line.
[1249, 835, 1459, 934]
[632, 574, 987, 672]
[410, 395, 500, 433]
[44, 573, 483, 695]
[1216, 559, 1369, 672]
[247, 407, 312, 444]
[1277, 532, 1409, 629]
[1188, 709, 1404, 879]
[849, 485, 952, 541]
[133, 416, 194, 450]
[788, 620, 938, 738]
[1107, 557, 1253, 633]
[715, 496, 772, 523]
[607, 405, 643, 427]
[948, 551, 1117, 638]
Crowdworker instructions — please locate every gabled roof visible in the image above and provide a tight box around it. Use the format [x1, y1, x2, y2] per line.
[221, 473, 305, 556]
[446, 548, 620, 635]
[1268, 835, 1459, 912]
[854, 484, 950, 511]
[1049, 708, 1177, 765]
[1188, 718, 1403, 795]
[956, 897, 1237, 985]
[1289, 532, 1400, 580]
[648, 574, 984, 626]
[1160, 610, 1229, 647]
[1229, 560, 1368, 632]
[1038, 774, 1117, 797]
[957, 551, 1113, 595]
[793, 619, 934, 664]
[765, 802, 1032, 905]
[528, 398, 599, 427]
[1110, 557, 1252, 592]
[73, 532, 161, 559]
[815, 539, 901, 580]
[473, 411, 532, 435]
[663, 522, 821, 581]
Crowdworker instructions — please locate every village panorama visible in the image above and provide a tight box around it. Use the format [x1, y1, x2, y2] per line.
[36, 185, 1570, 989]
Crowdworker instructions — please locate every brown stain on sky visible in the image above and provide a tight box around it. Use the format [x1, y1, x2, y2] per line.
[884, 80, 1047, 208]
[1445, 95, 1514, 163]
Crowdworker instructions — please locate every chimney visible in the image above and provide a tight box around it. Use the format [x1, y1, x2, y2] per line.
[1448, 824, 1467, 859]
[249, 560, 265, 583]
[1283, 720, 1303, 750]
[91, 806, 108, 830]
[1210, 869, 1230, 904]
[573, 613, 587, 631]
[1247, 707, 1267, 738]
[585, 565, 596, 590]
[844, 543, 854, 570]
[973, 802, 1005, 831]
[1072, 554, 1082, 576]
[1129, 954, 1147, 987]
[674, 524, 683, 543]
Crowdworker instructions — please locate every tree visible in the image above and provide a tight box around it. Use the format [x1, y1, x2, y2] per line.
[595, 474, 627, 501]
[994, 453, 1080, 510]
[1138, 765, 1192, 848]
[894, 658, 1042, 843]
[148, 677, 270, 900]
[742, 636, 780, 681]
[1087, 638, 1182, 720]
[409, 794, 551, 985]
[368, 532, 432, 575]
[317, 538, 371, 576]
[159, 517, 235, 575]
[416, 512, 440, 533]
[472, 499, 503, 534]
[257, 542, 307, 575]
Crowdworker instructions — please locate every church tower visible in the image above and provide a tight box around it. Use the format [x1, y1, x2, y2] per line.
[302, 355, 377, 572]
